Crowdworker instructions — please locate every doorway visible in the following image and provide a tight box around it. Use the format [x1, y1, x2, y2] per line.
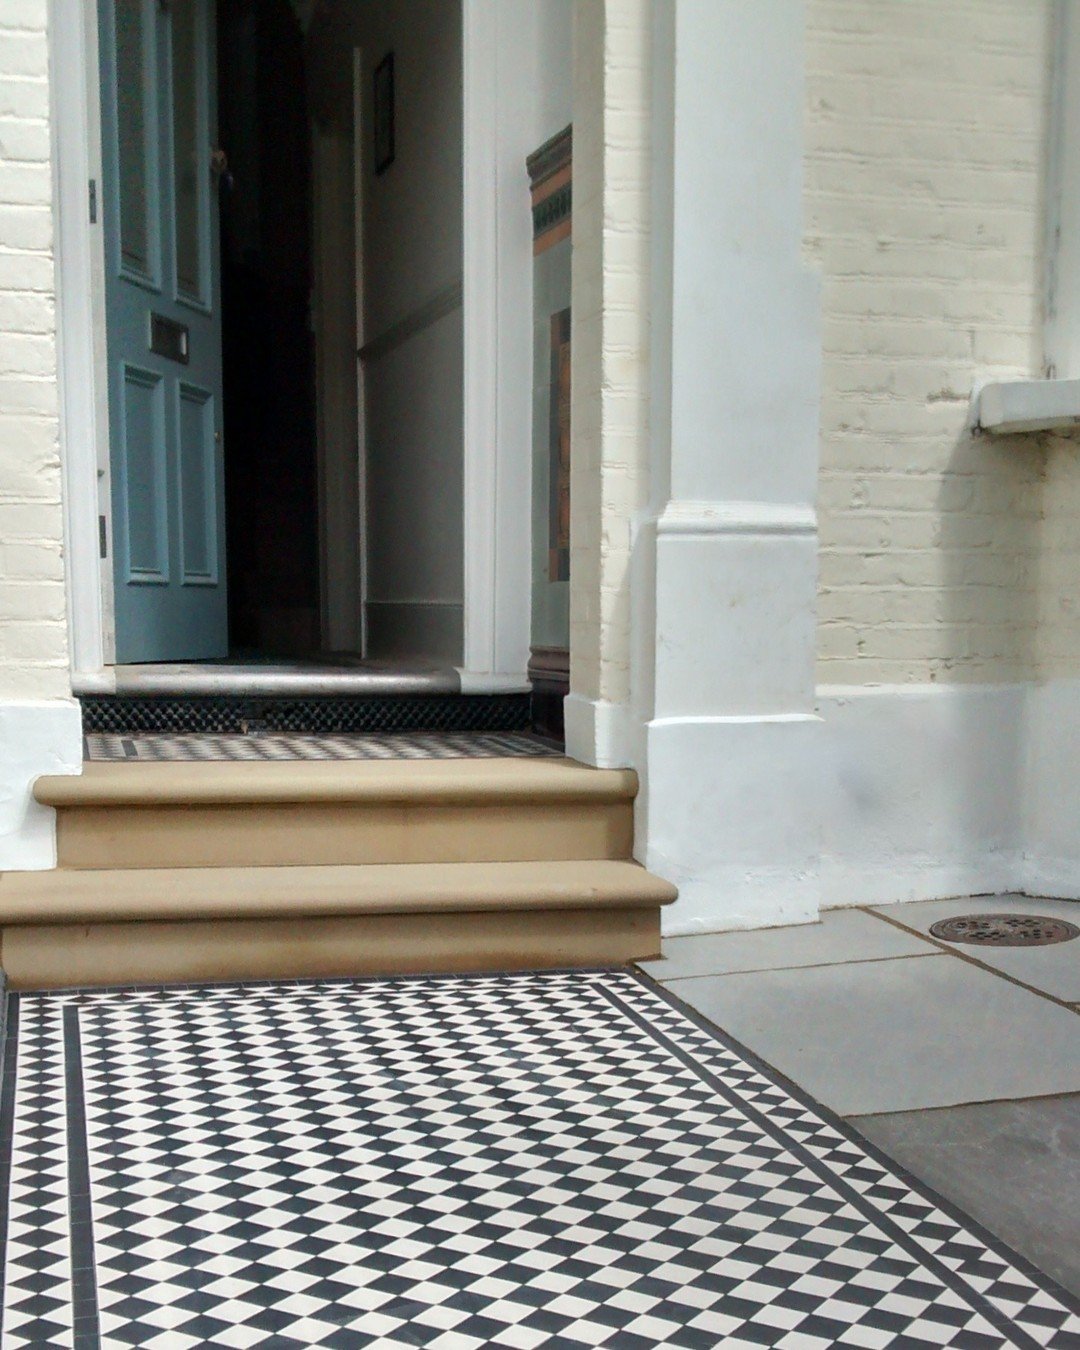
[217, 0, 323, 659]
[96, 0, 465, 668]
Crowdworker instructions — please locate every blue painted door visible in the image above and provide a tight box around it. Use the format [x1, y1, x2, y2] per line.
[100, 0, 227, 662]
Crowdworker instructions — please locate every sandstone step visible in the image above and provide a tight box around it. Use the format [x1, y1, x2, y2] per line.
[0, 859, 677, 989]
[34, 759, 637, 870]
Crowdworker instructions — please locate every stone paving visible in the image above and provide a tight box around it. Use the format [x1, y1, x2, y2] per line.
[640, 895, 1080, 1299]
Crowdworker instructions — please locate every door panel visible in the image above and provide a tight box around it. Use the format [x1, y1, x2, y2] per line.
[118, 364, 168, 582]
[177, 382, 217, 583]
[114, 0, 156, 282]
[101, 0, 227, 662]
[170, 0, 207, 305]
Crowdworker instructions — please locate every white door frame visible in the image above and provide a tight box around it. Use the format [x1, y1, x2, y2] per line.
[55, 0, 531, 687]
[53, 0, 115, 679]
[460, 0, 531, 689]
[311, 50, 365, 656]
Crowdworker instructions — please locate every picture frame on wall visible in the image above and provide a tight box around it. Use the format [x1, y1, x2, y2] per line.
[374, 52, 395, 175]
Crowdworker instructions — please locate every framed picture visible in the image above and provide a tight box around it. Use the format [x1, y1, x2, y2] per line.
[374, 52, 395, 175]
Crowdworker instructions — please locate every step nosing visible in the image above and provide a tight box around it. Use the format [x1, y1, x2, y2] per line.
[35, 761, 639, 808]
[0, 860, 677, 924]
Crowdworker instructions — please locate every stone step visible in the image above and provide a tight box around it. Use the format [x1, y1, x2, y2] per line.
[34, 758, 637, 869]
[0, 859, 677, 988]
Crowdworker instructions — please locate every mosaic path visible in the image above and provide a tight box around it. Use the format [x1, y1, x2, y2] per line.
[1, 970, 1078, 1348]
[83, 731, 559, 763]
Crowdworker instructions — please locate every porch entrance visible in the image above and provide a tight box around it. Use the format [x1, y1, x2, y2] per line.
[97, 0, 465, 669]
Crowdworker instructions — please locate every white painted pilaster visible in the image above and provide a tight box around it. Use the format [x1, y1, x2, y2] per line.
[461, 0, 534, 684]
[637, 0, 823, 932]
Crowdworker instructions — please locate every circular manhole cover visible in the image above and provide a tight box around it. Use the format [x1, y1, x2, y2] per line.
[929, 913, 1080, 947]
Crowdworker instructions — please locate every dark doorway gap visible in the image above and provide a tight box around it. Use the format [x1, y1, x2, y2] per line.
[218, 0, 320, 659]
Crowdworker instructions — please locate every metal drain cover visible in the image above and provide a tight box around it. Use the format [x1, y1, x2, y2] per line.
[929, 913, 1080, 947]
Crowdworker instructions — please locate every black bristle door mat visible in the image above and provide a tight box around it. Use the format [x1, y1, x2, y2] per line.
[80, 694, 531, 737]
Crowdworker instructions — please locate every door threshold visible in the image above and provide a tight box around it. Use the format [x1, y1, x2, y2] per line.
[73, 659, 464, 698]
[72, 661, 531, 699]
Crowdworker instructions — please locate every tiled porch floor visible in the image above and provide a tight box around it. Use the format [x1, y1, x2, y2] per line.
[640, 895, 1080, 1299]
[2, 964, 1079, 1346]
[82, 732, 560, 762]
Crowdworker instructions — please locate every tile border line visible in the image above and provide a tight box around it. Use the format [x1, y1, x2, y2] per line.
[626, 966, 1080, 1323]
[62, 1005, 100, 1347]
[0, 995, 20, 1346]
[597, 982, 1047, 1348]
[24, 964, 626, 1000]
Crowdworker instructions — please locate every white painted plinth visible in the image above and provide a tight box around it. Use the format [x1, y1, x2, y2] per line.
[0, 701, 83, 871]
[642, 713, 821, 935]
[1024, 678, 1080, 899]
[818, 684, 1025, 908]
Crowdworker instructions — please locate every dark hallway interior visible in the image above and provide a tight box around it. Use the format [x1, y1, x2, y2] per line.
[218, 0, 321, 658]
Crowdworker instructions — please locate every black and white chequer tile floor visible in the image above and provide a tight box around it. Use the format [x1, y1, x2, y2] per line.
[1, 970, 1078, 1348]
[83, 732, 559, 762]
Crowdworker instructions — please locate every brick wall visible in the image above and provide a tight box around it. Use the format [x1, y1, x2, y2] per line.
[0, 0, 69, 699]
[569, 0, 651, 708]
[808, 0, 1051, 686]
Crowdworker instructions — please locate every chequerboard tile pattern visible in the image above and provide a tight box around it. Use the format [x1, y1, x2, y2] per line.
[82, 732, 559, 762]
[1, 1000, 74, 1348]
[608, 981, 1080, 1347]
[1, 972, 1078, 1349]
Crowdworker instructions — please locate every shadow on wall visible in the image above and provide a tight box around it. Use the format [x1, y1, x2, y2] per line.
[938, 423, 1046, 868]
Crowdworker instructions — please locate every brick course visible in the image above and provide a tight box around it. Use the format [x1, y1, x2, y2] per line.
[808, 0, 1051, 685]
[0, 0, 69, 699]
[569, 0, 651, 708]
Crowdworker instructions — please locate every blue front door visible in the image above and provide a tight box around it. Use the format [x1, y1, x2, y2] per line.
[99, 0, 227, 662]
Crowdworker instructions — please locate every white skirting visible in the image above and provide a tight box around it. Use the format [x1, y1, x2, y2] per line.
[819, 680, 1080, 911]
[630, 679, 1080, 934]
[1022, 678, 1080, 900]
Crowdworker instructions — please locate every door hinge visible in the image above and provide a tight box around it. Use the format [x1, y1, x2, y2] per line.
[98, 514, 107, 559]
[88, 179, 97, 224]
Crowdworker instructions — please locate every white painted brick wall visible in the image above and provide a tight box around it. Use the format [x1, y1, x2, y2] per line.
[0, 0, 69, 699]
[808, 0, 1051, 685]
[1039, 432, 1080, 679]
[569, 0, 650, 707]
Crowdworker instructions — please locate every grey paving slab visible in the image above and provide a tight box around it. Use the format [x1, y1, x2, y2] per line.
[664, 953, 1080, 1116]
[874, 894, 1080, 1001]
[852, 1096, 1080, 1299]
[639, 908, 935, 981]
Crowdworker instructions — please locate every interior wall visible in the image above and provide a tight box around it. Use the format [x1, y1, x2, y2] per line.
[310, 0, 464, 663]
[309, 82, 361, 654]
[529, 3, 574, 662]
[533, 1, 574, 142]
